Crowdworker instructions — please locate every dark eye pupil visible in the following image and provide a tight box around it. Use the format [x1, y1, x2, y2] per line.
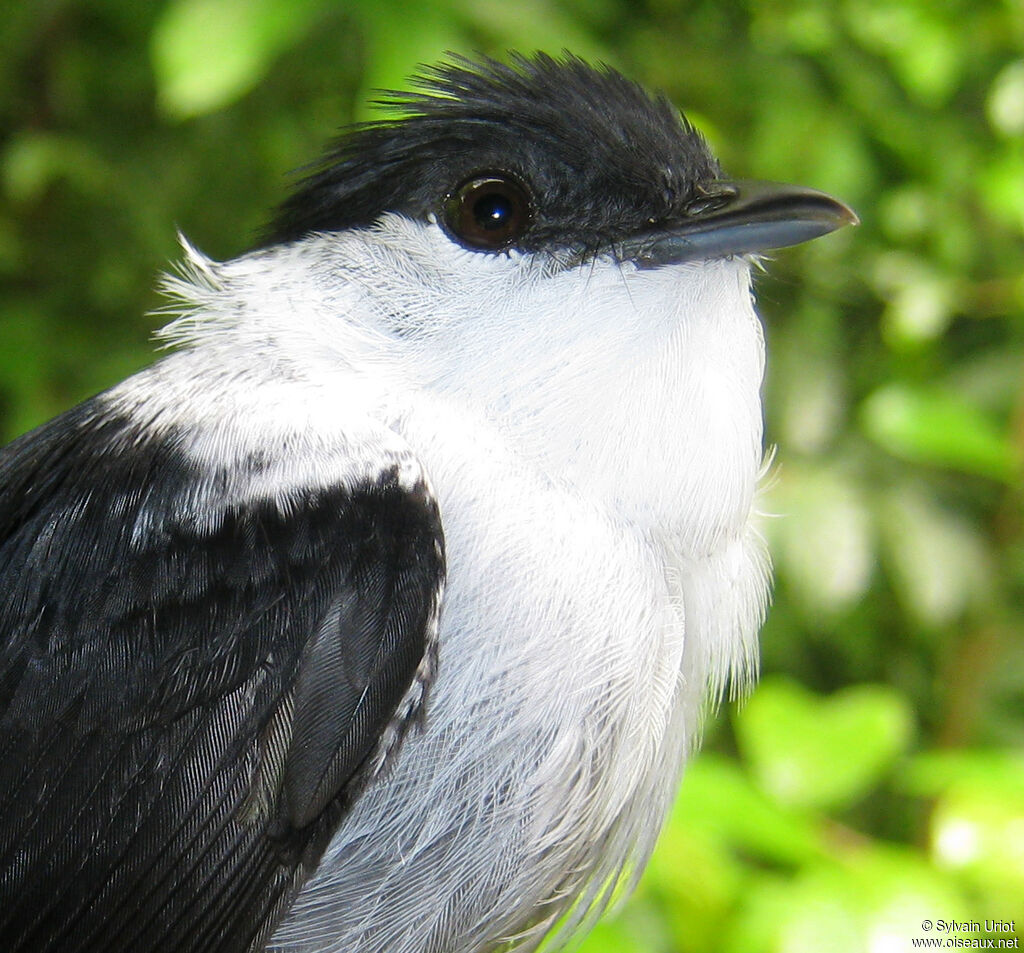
[474, 193, 512, 231]
[444, 174, 532, 251]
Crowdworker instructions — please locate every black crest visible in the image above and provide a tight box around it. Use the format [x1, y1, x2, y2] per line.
[265, 53, 721, 254]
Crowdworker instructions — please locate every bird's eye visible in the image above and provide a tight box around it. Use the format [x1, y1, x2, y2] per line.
[443, 174, 532, 251]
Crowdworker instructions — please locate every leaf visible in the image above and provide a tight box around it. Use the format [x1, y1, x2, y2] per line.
[667, 754, 824, 865]
[761, 464, 875, 614]
[987, 59, 1024, 137]
[2, 133, 110, 202]
[735, 678, 914, 811]
[928, 782, 1024, 924]
[877, 485, 996, 625]
[900, 750, 1024, 800]
[845, 1, 963, 107]
[726, 845, 970, 953]
[351, 1, 467, 123]
[631, 755, 822, 953]
[979, 144, 1024, 233]
[860, 383, 1020, 483]
[451, 0, 612, 66]
[152, 0, 326, 119]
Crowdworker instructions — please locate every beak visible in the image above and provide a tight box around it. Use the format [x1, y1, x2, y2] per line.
[620, 180, 859, 268]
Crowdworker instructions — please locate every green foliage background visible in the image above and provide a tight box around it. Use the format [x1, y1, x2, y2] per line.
[1, 1, 1022, 951]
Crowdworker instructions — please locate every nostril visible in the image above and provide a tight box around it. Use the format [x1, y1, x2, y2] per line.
[684, 185, 738, 217]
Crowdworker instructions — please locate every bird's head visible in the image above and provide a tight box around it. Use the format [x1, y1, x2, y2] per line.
[253, 53, 854, 407]
[268, 53, 854, 266]
[166, 53, 855, 534]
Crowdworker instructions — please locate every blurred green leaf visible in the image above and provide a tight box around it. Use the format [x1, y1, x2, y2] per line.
[987, 59, 1024, 137]
[452, 0, 611, 64]
[352, 0, 468, 122]
[871, 251, 958, 344]
[948, 348, 1024, 415]
[726, 845, 970, 953]
[877, 485, 996, 625]
[860, 383, 1021, 482]
[900, 749, 1024, 799]
[0, 302, 57, 438]
[724, 870, 863, 953]
[2, 132, 110, 203]
[844, 0, 966, 108]
[877, 186, 933, 243]
[735, 679, 914, 811]
[578, 912, 657, 953]
[770, 314, 848, 453]
[901, 749, 1024, 921]
[152, 0, 326, 118]
[641, 822, 743, 952]
[669, 753, 824, 865]
[929, 783, 1024, 924]
[979, 142, 1024, 234]
[761, 464, 874, 613]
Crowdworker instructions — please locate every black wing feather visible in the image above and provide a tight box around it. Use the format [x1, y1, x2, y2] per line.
[0, 398, 444, 953]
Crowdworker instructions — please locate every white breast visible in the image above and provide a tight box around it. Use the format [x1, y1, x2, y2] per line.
[272, 397, 690, 953]
[273, 379, 767, 952]
[151, 229, 771, 953]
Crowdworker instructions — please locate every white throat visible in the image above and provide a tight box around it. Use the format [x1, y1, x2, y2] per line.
[161, 218, 766, 554]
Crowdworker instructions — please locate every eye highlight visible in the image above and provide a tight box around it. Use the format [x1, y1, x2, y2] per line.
[444, 174, 532, 251]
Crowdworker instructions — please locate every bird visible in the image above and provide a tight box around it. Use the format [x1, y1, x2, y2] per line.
[0, 53, 856, 953]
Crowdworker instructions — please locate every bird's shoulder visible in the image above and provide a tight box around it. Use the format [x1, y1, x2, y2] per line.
[0, 372, 444, 729]
[0, 377, 444, 952]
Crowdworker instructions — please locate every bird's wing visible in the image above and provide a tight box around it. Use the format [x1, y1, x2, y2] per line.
[0, 395, 444, 953]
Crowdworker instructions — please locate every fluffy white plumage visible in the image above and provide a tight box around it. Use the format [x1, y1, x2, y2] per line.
[127, 214, 772, 952]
